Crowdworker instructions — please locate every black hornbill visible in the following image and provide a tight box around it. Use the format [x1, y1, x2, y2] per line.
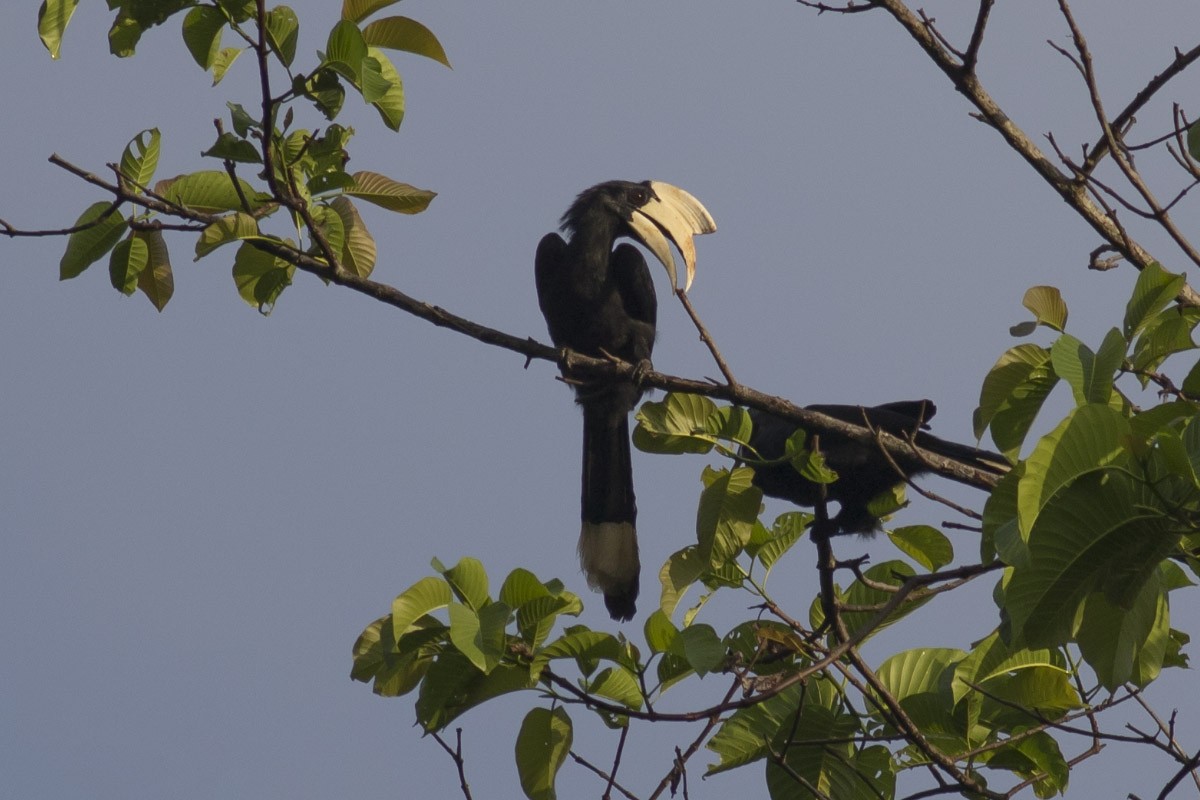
[535, 180, 716, 620]
[745, 401, 1008, 534]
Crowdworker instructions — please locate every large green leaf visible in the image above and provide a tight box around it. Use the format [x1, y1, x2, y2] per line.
[363, 48, 405, 130]
[1076, 569, 1170, 689]
[195, 212, 260, 259]
[390, 575, 452, 639]
[1022, 285, 1068, 332]
[38, 0, 80, 59]
[265, 5, 299, 67]
[696, 466, 762, 570]
[416, 654, 532, 732]
[887, 524, 953, 572]
[231, 241, 294, 314]
[447, 600, 509, 674]
[329, 196, 376, 277]
[118, 128, 161, 188]
[634, 393, 720, 454]
[1124, 261, 1186, 338]
[658, 546, 707, 617]
[875, 647, 967, 746]
[586, 666, 643, 711]
[345, 171, 436, 213]
[1006, 473, 1180, 647]
[973, 343, 1058, 459]
[181, 5, 226, 70]
[515, 707, 572, 800]
[679, 623, 724, 676]
[325, 19, 368, 83]
[1017, 404, 1129, 537]
[1131, 309, 1199, 374]
[362, 16, 452, 67]
[531, 628, 629, 679]
[342, 0, 401, 22]
[1050, 328, 1125, 406]
[107, 234, 148, 295]
[437, 556, 490, 610]
[156, 171, 270, 213]
[60, 202, 128, 280]
[706, 684, 804, 774]
[134, 229, 173, 311]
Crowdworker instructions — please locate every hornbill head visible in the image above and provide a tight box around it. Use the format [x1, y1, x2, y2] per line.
[561, 180, 717, 290]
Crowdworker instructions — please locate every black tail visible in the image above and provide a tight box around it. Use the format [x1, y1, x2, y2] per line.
[578, 400, 640, 621]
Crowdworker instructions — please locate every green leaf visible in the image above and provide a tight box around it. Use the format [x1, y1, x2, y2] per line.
[1076, 569, 1169, 689]
[135, 229, 173, 311]
[438, 556, 489, 610]
[299, 68, 345, 120]
[531, 629, 628, 680]
[887, 525, 953, 571]
[329, 197, 376, 278]
[973, 343, 1059, 460]
[1017, 404, 1129, 537]
[345, 171, 436, 213]
[363, 48, 405, 130]
[60, 202, 128, 280]
[752, 511, 808, 576]
[1189, 122, 1200, 162]
[417, 654, 532, 732]
[118, 128, 161, 188]
[586, 666, 643, 710]
[1022, 285, 1068, 332]
[1050, 328, 1125, 406]
[325, 19, 368, 82]
[232, 240, 294, 314]
[38, 0, 80, 59]
[634, 393, 719, 454]
[658, 546, 706, 618]
[706, 684, 803, 774]
[389, 575, 453, 639]
[696, 466, 761, 570]
[813, 561, 928, 642]
[1131, 310, 1198, 374]
[195, 212, 260, 259]
[679, 624, 724, 676]
[515, 707, 572, 800]
[108, 234, 148, 295]
[265, 5, 299, 67]
[1006, 473, 1180, 647]
[643, 610, 678, 654]
[156, 171, 270, 213]
[342, 0, 401, 22]
[1125, 262, 1186, 338]
[447, 601, 509, 674]
[362, 16, 452, 67]
[875, 647, 966, 737]
[201, 132, 262, 164]
[210, 47, 243, 85]
[181, 6, 226, 70]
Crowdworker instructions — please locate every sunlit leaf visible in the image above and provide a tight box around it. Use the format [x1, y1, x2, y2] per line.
[362, 16, 452, 67]
[156, 171, 270, 213]
[329, 196, 376, 277]
[658, 546, 706, 618]
[345, 170, 436, 213]
[119, 128, 161, 187]
[181, 5, 226, 70]
[210, 47, 243, 85]
[231, 241, 295, 314]
[60, 202, 128, 280]
[1022, 285, 1068, 332]
[1017, 404, 1129, 537]
[1125, 261, 1186, 338]
[195, 212, 259, 259]
[363, 48, 405, 130]
[1050, 328, 1124, 406]
[342, 0, 401, 23]
[265, 5, 299, 67]
[515, 707, 572, 800]
[135, 229, 173, 311]
[38, 0, 80, 59]
[108, 234, 148, 295]
[390, 575, 452, 639]
[696, 466, 761, 570]
[887, 525, 953, 571]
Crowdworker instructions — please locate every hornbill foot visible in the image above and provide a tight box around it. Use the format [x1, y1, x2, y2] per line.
[630, 357, 653, 388]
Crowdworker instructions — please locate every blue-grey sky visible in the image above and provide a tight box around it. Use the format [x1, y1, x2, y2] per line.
[3, 2, 1199, 798]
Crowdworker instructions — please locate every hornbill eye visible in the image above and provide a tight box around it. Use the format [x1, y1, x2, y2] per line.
[628, 187, 649, 206]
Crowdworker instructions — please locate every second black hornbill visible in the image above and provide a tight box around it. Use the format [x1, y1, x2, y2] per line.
[536, 180, 716, 620]
[745, 401, 1008, 534]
